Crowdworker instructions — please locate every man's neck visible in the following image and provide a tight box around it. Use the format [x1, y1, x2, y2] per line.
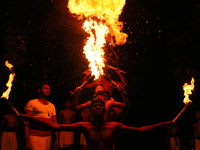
[91, 116, 106, 127]
[38, 97, 48, 104]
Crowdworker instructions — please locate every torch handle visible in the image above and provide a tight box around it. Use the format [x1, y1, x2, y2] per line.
[173, 102, 191, 123]
[6, 100, 29, 127]
[106, 65, 126, 74]
[70, 75, 94, 96]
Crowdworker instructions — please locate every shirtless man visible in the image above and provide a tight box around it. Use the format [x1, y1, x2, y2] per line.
[73, 84, 130, 121]
[59, 100, 75, 149]
[0, 104, 19, 150]
[19, 98, 174, 150]
[193, 110, 200, 150]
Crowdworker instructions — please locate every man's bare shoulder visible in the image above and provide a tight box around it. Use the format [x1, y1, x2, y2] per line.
[105, 122, 122, 128]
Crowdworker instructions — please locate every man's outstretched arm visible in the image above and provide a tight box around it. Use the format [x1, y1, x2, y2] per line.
[19, 114, 80, 131]
[118, 121, 174, 134]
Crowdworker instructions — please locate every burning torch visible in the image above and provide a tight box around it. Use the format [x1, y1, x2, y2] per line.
[70, 75, 95, 96]
[173, 77, 195, 123]
[1, 61, 28, 126]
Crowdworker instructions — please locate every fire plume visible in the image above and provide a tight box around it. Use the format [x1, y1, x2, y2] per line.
[68, 0, 127, 79]
[1, 61, 15, 100]
[83, 19, 109, 79]
[183, 77, 195, 104]
[68, 0, 127, 45]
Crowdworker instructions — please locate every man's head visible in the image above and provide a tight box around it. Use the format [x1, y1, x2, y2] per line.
[38, 82, 51, 98]
[195, 110, 200, 120]
[90, 98, 106, 116]
[94, 84, 105, 100]
[64, 100, 72, 108]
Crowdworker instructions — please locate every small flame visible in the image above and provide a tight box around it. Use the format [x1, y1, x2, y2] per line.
[183, 77, 195, 104]
[1, 61, 15, 100]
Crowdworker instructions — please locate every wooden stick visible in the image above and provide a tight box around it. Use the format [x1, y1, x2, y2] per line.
[70, 75, 94, 96]
[173, 102, 192, 123]
[106, 65, 126, 74]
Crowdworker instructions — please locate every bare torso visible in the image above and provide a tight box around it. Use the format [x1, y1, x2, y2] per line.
[3, 114, 18, 129]
[78, 122, 119, 150]
[59, 109, 75, 124]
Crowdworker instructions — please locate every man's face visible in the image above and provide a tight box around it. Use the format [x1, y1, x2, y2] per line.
[195, 111, 200, 120]
[39, 84, 51, 97]
[65, 101, 72, 108]
[91, 102, 105, 116]
[95, 86, 105, 100]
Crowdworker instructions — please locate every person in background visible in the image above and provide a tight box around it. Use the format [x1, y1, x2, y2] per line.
[0, 102, 19, 150]
[165, 124, 181, 150]
[58, 100, 75, 150]
[24, 82, 58, 150]
[193, 110, 200, 150]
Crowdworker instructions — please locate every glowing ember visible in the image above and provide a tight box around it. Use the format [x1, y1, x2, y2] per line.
[1, 61, 15, 100]
[68, 0, 128, 79]
[183, 77, 195, 104]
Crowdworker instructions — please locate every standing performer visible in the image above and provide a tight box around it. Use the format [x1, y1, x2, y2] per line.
[19, 98, 174, 150]
[193, 110, 200, 150]
[58, 100, 76, 150]
[0, 103, 19, 150]
[24, 82, 58, 150]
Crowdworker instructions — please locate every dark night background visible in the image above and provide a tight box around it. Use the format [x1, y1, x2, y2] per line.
[1, 0, 200, 149]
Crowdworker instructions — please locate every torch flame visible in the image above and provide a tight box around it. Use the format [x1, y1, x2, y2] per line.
[1, 61, 15, 100]
[183, 77, 195, 104]
[68, 0, 127, 79]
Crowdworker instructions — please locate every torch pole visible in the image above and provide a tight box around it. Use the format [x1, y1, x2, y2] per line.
[1, 98, 29, 127]
[173, 102, 192, 123]
[106, 65, 126, 74]
[6, 100, 20, 115]
[70, 75, 94, 96]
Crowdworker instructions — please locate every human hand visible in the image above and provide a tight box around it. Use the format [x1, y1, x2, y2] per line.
[115, 68, 121, 74]
[85, 69, 92, 76]
[53, 140, 59, 150]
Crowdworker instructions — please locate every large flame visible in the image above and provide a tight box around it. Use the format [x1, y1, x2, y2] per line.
[83, 19, 109, 79]
[1, 61, 15, 100]
[68, 0, 127, 45]
[68, 0, 127, 79]
[183, 77, 195, 104]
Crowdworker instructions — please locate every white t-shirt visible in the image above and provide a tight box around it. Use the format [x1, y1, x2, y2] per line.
[24, 99, 56, 118]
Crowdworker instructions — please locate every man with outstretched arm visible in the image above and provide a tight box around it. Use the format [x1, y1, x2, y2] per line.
[20, 98, 173, 150]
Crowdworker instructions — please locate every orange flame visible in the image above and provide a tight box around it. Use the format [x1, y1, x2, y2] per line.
[68, 0, 127, 45]
[83, 19, 109, 79]
[183, 77, 195, 104]
[1, 61, 15, 100]
[68, 0, 127, 79]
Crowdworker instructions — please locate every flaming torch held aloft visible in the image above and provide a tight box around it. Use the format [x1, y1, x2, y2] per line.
[1, 61, 15, 100]
[68, 0, 128, 80]
[173, 77, 195, 123]
[1, 61, 20, 116]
